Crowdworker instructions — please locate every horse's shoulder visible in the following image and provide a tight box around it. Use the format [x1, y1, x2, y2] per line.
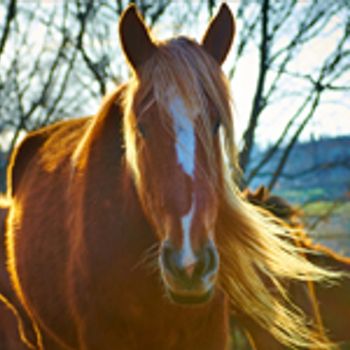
[8, 117, 90, 196]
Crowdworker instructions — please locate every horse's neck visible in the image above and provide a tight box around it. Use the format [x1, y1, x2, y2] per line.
[69, 97, 156, 265]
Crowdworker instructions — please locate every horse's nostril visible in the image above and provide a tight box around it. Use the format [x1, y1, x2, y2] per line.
[162, 244, 178, 276]
[193, 257, 205, 278]
[206, 245, 218, 273]
[194, 245, 218, 278]
[162, 244, 171, 265]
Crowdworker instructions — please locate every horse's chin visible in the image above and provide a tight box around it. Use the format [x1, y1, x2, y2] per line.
[166, 288, 214, 305]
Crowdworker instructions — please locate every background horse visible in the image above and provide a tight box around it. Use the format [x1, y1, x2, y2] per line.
[242, 186, 350, 349]
[5, 4, 340, 350]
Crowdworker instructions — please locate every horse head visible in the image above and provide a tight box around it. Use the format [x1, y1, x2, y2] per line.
[119, 4, 235, 304]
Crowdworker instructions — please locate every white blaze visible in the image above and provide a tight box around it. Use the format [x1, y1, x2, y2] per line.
[169, 95, 196, 265]
[180, 202, 196, 266]
[169, 96, 196, 177]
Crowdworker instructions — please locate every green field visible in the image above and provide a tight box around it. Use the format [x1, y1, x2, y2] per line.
[300, 200, 350, 256]
[303, 200, 350, 217]
[271, 186, 350, 255]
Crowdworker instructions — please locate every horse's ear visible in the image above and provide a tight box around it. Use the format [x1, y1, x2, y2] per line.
[119, 5, 156, 71]
[201, 3, 235, 65]
[255, 185, 268, 201]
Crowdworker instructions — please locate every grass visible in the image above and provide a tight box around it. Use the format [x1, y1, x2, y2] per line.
[302, 200, 350, 218]
[274, 187, 328, 203]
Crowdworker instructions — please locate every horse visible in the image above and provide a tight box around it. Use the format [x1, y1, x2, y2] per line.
[243, 186, 303, 228]
[4, 4, 341, 349]
[241, 186, 350, 349]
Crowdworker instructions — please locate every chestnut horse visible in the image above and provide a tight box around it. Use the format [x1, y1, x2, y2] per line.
[241, 186, 350, 349]
[4, 5, 340, 350]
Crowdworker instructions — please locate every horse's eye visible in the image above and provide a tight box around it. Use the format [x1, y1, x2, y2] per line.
[213, 118, 221, 134]
[137, 123, 147, 138]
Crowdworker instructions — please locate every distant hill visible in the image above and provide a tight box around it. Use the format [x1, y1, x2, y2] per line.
[250, 135, 350, 202]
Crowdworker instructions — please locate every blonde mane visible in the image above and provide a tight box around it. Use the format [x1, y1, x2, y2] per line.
[0, 195, 10, 208]
[111, 37, 339, 348]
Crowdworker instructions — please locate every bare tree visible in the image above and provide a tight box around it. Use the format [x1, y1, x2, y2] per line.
[228, 0, 350, 190]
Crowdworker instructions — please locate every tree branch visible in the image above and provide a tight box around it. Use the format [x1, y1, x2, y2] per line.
[246, 93, 313, 185]
[0, 0, 16, 61]
[267, 91, 322, 190]
[239, 0, 270, 174]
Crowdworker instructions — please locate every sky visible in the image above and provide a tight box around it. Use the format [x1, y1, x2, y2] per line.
[0, 0, 349, 151]
[222, 2, 350, 147]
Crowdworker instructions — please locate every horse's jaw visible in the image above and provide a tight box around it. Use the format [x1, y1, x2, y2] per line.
[166, 288, 214, 306]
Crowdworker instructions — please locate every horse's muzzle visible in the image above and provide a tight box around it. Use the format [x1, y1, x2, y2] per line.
[159, 240, 219, 305]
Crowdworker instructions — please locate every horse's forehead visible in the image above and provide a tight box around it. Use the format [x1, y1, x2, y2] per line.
[168, 95, 196, 178]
